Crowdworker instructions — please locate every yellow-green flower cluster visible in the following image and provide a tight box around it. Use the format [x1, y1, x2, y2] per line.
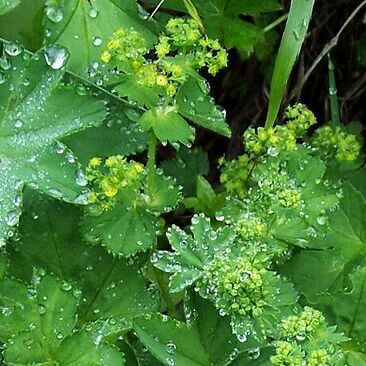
[101, 28, 147, 66]
[100, 18, 227, 100]
[312, 125, 361, 161]
[278, 189, 302, 208]
[220, 155, 251, 198]
[236, 216, 266, 240]
[270, 307, 342, 366]
[86, 155, 145, 211]
[284, 103, 317, 136]
[163, 18, 228, 75]
[270, 341, 302, 366]
[244, 104, 316, 157]
[280, 307, 325, 339]
[307, 349, 330, 366]
[201, 255, 268, 318]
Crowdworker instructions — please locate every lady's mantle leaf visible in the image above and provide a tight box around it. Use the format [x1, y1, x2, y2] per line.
[140, 107, 195, 145]
[0, 274, 124, 365]
[7, 193, 160, 323]
[0, 51, 106, 245]
[44, 0, 156, 75]
[0, 0, 20, 15]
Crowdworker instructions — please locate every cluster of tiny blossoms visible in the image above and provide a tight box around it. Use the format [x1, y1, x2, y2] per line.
[86, 155, 144, 211]
[200, 255, 268, 318]
[312, 125, 361, 161]
[220, 154, 251, 198]
[270, 307, 342, 366]
[101, 18, 227, 98]
[244, 104, 317, 156]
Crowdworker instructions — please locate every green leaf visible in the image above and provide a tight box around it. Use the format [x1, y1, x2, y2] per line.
[281, 183, 366, 300]
[226, 0, 282, 15]
[133, 292, 240, 365]
[144, 0, 281, 55]
[325, 267, 366, 353]
[83, 204, 158, 256]
[265, 0, 315, 128]
[6, 193, 160, 323]
[45, 0, 157, 75]
[161, 147, 209, 196]
[0, 51, 106, 244]
[0, 0, 20, 15]
[152, 214, 236, 291]
[134, 314, 211, 366]
[177, 78, 230, 137]
[0, 274, 124, 365]
[64, 105, 149, 165]
[140, 107, 195, 145]
[0, 0, 45, 50]
[184, 176, 225, 217]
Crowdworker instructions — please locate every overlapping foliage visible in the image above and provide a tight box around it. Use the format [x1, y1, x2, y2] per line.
[0, 0, 365, 365]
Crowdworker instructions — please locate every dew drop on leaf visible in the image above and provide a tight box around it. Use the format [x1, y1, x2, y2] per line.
[45, 5, 64, 23]
[44, 45, 69, 70]
[92, 36, 103, 47]
[4, 42, 22, 57]
[89, 7, 99, 18]
[5, 211, 19, 227]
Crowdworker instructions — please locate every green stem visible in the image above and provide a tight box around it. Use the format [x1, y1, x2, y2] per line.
[152, 267, 179, 318]
[147, 131, 157, 198]
[263, 13, 288, 33]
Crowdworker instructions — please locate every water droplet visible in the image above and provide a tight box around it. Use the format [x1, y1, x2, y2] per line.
[14, 119, 23, 128]
[38, 304, 46, 315]
[4, 42, 22, 56]
[166, 342, 176, 354]
[75, 168, 88, 187]
[92, 36, 102, 46]
[5, 211, 19, 227]
[45, 5, 64, 23]
[316, 215, 326, 226]
[89, 8, 98, 18]
[44, 45, 69, 70]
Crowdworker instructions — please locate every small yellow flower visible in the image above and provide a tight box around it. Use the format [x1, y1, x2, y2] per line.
[101, 51, 111, 63]
[101, 178, 118, 197]
[156, 75, 168, 86]
[89, 157, 102, 167]
[166, 83, 177, 96]
[107, 38, 120, 50]
[115, 28, 126, 37]
[87, 191, 98, 203]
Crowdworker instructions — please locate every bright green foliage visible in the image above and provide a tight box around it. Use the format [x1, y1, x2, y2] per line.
[152, 214, 297, 341]
[83, 156, 180, 256]
[0, 274, 124, 365]
[265, 0, 315, 128]
[0, 1, 365, 365]
[161, 147, 209, 196]
[0, 48, 106, 246]
[133, 293, 239, 366]
[44, 0, 156, 75]
[0, 0, 20, 15]
[100, 17, 229, 143]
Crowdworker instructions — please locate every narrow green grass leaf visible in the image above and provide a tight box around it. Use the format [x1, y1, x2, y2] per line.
[265, 0, 315, 128]
[328, 54, 341, 126]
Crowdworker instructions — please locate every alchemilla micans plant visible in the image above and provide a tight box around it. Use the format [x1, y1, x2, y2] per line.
[0, 0, 365, 365]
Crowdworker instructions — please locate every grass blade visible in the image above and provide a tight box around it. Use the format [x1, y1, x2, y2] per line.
[265, 0, 315, 128]
[328, 54, 341, 126]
